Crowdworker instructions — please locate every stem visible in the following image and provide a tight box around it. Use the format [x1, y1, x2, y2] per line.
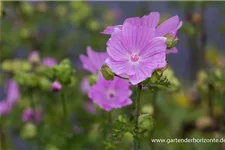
[31, 89, 37, 116]
[208, 84, 214, 120]
[133, 84, 142, 150]
[220, 92, 225, 134]
[0, 121, 7, 150]
[61, 90, 68, 124]
[114, 74, 128, 80]
[149, 89, 158, 150]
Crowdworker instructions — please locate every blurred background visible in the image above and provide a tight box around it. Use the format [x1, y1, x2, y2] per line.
[0, 1, 225, 150]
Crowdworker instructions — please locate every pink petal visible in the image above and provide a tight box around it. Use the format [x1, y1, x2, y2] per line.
[129, 64, 154, 85]
[166, 47, 178, 54]
[141, 37, 167, 58]
[156, 15, 181, 36]
[101, 25, 123, 35]
[106, 58, 136, 75]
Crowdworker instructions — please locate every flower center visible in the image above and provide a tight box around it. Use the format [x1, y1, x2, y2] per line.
[130, 53, 140, 62]
[106, 89, 116, 99]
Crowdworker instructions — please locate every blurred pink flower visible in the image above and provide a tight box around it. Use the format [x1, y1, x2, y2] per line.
[22, 107, 33, 122]
[51, 81, 62, 92]
[6, 79, 20, 105]
[84, 101, 96, 114]
[106, 22, 167, 85]
[79, 46, 108, 73]
[22, 107, 42, 123]
[42, 57, 57, 67]
[88, 73, 132, 111]
[0, 101, 11, 116]
[28, 51, 40, 64]
[80, 77, 91, 94]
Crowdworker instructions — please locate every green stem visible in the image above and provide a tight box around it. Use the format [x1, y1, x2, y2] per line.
[133, 84, 142, 150]
[149, 89, 158, 150]
[31, 89, 37, 115]
[61, 90, 68, 124]
[0, 121, 7, 150]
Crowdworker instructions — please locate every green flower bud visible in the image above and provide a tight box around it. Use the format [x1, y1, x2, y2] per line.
[1, 60, 13, 72]
[117, 115, 128, 123]
[45, 145, 59, 150]
[101, 64, 114, 80]
[141, 104, 154, 114]
[39, 77, 51, 90]
[21, 123, 37, 139]
[122, 132, 133, 142]
[88, 74, 98, 86]
[165, 34, 178, 50]
[138, 114, 154, 132]
[54, 59, 75, 85]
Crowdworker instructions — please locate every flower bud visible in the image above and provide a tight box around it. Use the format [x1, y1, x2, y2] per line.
[165, 34, 178, 50]
[88, 74, 98, 86]
[101, 64, 114, 80]
[51, 81, 62, 92]
[20, 123, 37, 139]
[138, 114, 154, 131]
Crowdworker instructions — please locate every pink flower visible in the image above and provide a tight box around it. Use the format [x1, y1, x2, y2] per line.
[84, 101, 96, 114]
[42, 57, 57, 67]
[22, 107, 42, 123]
[6, 80, 20, 105]
[106, 22, 167, 85]
[80, 77, 91, 94]
[79, 46, 108, 73]
[88, 73, 132, 111]
[0, 101, 11, 116]
[28, 51, 40, 64]
[102, 12, 182, 53]
[51, 81, 62, 92]
[22, 107, 33, 122]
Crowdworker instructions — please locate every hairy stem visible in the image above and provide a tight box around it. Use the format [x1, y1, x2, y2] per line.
[149, 89, 158, 150]
[133, 84, 142, 150]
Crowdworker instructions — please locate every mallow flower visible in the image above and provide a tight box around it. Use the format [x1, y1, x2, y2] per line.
[22, 107, 42, 123]
[42, 57, 57, 67]
[106, 22, 167, 85]
[80, 47, 132, 111]
[102, 12, 182, 53]
[79, 46, 108, 74]
[6, 79, 20, 105]
[0, 100, 11, 116]
[88, 73, 132, 111]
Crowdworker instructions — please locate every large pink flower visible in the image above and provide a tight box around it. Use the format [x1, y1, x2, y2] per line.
[102, 12, 182, 54]
[88, 73, 132, 111]
[106, 22, 167, 85]
[80, 46, 108, 73]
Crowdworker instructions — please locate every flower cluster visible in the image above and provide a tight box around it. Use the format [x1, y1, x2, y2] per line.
[80, 47, 132, 111]
[80, 12, 182, 111]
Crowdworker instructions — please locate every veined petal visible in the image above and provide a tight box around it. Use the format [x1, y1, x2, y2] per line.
[80, 46, 108, 73]
[106, 58, 136, 75]
[156, 15, 181, 36]
[141, 37, 167, 58]
[129, 63, 155, 85]
[101, 25, 123, 35]
[122, 23, 156, 53]
[141, 12, 160, 28]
